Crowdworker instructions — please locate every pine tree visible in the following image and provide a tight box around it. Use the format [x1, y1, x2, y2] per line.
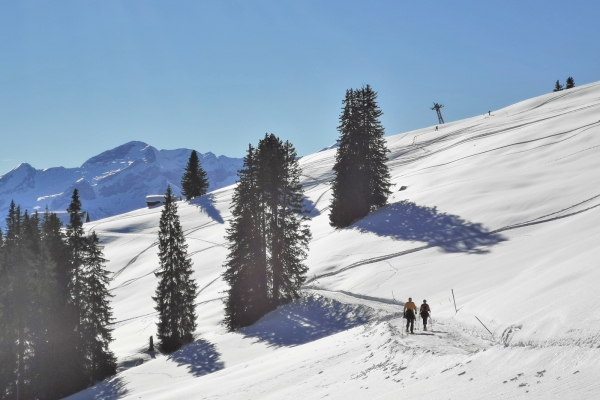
[153, 186, 198, 353]
[81, 231, 117, 383]
[223, 135, 311, 330]
[329, 85, 391, 228]
[271, 140, 311, 305]
[40, 209, 82, 399]
[360, 85, 392, 210]
[553, 80, 563, 92]
[0, 203, 19, 399]
[223, 145, 269, 330]
[566, 77, 575, 89]
[65, 189, 95, 392]
[181, 150, 209, 200]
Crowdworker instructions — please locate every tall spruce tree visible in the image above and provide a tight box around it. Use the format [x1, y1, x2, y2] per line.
[181, 150, 209, 200]
[329, 85, 391, 228]
[223, 145, 268, 330]
[81, 231, 117, 383]
[0, 202, 21, 399]
[566, 76, 575, 89]
[223, 135, 311, 330]
[0, 201, 111, 399]
[553, 80, 563, 92]
[40, 209, 82, 399]
[153, 186, 198, 353]
[65, 189, 89, 392]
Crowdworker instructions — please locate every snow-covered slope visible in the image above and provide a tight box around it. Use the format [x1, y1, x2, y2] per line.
[0, 141, 243, 221]
[69, 82, 600, 399]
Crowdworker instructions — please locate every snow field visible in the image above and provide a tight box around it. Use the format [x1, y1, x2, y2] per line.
[69, 81, 600, 399]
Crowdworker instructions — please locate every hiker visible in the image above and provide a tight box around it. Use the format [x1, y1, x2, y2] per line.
[488, 111, 491, 116]
[404, 297, 417, 334]
[420, 300, 431, 331]
[435, 126, 438, 131]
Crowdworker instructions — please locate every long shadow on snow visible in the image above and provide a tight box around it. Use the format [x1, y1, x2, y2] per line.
[190, 194, 224, 224]
[303, 196, 320, 218]
[65, 376, 128, 400]
[170, 338, 225, 377]
[240, 295, 371, 347]
[353, 201, 505, 253]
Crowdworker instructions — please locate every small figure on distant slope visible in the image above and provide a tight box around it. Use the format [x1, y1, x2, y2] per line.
[420, 300, 431, 332]
[404, 297, 417, 334]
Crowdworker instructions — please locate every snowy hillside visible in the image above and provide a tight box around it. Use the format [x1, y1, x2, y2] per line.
[0, 141, 243, 221]
[69, 82, 600, 399]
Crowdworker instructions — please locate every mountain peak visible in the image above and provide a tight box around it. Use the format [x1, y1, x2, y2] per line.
[82, 141, 154, 168]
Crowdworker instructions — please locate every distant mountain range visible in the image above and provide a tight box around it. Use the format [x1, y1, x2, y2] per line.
[0, 141, 243, 221]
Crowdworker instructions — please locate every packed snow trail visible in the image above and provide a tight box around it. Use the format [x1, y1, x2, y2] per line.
[68, 81, 600, 399]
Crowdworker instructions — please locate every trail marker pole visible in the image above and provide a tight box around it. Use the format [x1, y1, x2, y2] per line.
[475, 316, 495, 341]
[452, 289, 458, 314]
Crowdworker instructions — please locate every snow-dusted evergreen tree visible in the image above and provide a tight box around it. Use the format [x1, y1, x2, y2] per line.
[223, 135, 311, 331]
[181, 150, 209, 200]
[553, 80, 564, 92]
[81, 231, 116, 383]
[566, 77, 575, 89]
[153, 186, 198, 352]
[329, 85, 391, 228]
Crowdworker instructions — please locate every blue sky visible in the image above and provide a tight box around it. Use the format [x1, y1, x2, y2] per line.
[1, 1, 598, 171]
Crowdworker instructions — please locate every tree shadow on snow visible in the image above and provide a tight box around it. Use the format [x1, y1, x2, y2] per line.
[190, 194, 224, 224]
[353, 201, 505, 253]
[68, 376, 128, 400]
[303, 196, 320, 218]
[170, 338, 225, 377]
[240, 295, 371, 347]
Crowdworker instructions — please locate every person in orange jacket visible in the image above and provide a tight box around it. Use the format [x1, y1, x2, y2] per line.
[403, 297, 417, 334]
[420, 300, 431, 331]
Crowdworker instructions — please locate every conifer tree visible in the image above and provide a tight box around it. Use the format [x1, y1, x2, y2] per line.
[223, 145, 269, 330]
[81, 231, 117, 383]
[553, 80, 563, 92]
[566, 76, 575, 89]
[181, 150, 209, 200]
[329, 85, 391, 228]
[0, 202, 20, 399]
[21, 211, 58, 399]
[153, 186, 198, 352]
[223, 135, 311, 330]
[40, 209, 82, 399]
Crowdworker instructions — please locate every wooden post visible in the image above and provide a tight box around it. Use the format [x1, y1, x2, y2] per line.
[149, 335, 154, 352]
[452, 289, 458, 314]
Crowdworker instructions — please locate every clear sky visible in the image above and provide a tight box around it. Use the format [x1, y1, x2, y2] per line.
[1, 1, 598, 171]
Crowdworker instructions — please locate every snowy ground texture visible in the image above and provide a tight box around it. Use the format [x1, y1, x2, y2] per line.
[68, 82, 600, 399]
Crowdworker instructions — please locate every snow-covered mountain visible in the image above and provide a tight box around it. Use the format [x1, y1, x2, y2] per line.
[0, 141, 243, 221]
[67, 81, 600, 400]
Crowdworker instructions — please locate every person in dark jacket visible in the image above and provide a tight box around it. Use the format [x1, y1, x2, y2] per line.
[420, 300, 431, 331]
[404, 297, 417, 334]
